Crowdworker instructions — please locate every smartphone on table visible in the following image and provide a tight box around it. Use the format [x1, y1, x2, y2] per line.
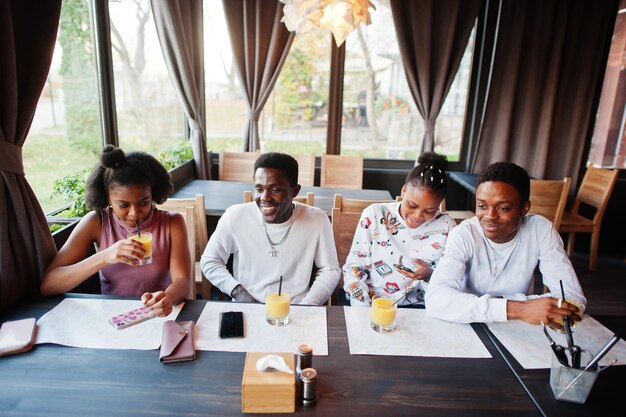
[108, 306, 155, 330]
[219, 311, 245, 338]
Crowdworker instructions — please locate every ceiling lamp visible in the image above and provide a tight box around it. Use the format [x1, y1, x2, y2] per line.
[279, 0, 375, 46]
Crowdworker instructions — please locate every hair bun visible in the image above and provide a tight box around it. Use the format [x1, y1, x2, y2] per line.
[100, 145, 125, 169]
[417, 151, 448, 171]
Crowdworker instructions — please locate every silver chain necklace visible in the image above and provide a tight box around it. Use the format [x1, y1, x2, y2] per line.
[262, 208, 296, 257]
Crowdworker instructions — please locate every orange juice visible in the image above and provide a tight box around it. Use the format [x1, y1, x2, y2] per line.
[128, 232, 153, 265]
[370, 296, 397, 333]
[266, 293, 290, 326]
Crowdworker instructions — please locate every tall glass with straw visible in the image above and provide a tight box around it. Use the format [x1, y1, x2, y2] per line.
[266, 276, 290, 326]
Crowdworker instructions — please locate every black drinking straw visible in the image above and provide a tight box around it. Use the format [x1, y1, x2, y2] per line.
[278, 276, 283, 296]
[135, 220, 141, 237]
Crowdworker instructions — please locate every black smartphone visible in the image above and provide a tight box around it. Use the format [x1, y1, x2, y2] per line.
[218, 311, 244, 338]
[393, 264, 414, 273]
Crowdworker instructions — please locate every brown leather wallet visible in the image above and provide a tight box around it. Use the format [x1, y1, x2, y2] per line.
[159, 320, 195, 364]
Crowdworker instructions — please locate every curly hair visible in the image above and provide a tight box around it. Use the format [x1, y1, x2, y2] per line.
[477, 162, 530, 203]
[405, 152, 448, 197]
[85, 145, 173, 210]
[253, 152, 299, 187]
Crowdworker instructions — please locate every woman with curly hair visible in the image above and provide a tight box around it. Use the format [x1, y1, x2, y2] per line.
[41, 145, 191, 316]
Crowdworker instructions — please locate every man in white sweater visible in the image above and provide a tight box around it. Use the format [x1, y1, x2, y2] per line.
[426, 162, 585, 330]
[200, 152, 340, 305]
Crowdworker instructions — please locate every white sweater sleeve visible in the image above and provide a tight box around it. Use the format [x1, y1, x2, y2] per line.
[300, 212, 341, 305]
[200, 208, 241, 297]
[535, 219, 587, 310]
[425, 225, 508, 323]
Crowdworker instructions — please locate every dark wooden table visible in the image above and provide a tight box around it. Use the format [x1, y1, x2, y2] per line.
[172, 180, 394, 216]
[481, 316, 626, 417]
[1, 295, 540, 416]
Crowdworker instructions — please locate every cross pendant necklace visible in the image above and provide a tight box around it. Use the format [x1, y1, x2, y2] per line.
[269, 246, 279, 257]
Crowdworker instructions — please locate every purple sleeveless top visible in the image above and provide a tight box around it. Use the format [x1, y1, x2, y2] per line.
[99, 208, 172, 296]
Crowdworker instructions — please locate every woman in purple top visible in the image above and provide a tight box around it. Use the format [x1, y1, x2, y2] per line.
[41, 146, 190, 316]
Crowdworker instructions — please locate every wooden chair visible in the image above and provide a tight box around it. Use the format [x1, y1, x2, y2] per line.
[331, 206, 362, 305]
[292, 154, 316, 186]
[528, 177, 571, 229]
[333, 193, 395, 214]
[243, 190, 314, 206]
[157, 194, 211, 299]
[320, 154, 363, 189]
[218, 151, 259, 182]
[559, 166, 618, 270]
[181, 207, 196, 300]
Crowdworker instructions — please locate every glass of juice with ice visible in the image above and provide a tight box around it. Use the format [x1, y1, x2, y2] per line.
[127, 231, 153, 265]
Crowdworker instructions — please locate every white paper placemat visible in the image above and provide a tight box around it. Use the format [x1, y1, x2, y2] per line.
[36, 298, 183, 350]
[195, 302, 328, 355]
[486, 315, 626, 369]
[344, 306, 492, 358]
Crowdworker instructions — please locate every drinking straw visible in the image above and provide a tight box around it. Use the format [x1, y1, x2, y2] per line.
[135, 220, 141, 237]
[278, 276, 283, 296]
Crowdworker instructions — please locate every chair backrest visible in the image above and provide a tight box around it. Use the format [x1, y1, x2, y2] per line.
[331, 208, 361, 269]
[218, 151, 259, 182]
[571, 166, 618, 222]
[182, 206, 196, 299]
[292, 154, 316, 186]
[243, 190, 314, 206]
[157, 194, 208, 262]
[529, 177, 571, 229]
[320, 154, 363, 189]
[333, 193, 395, 214]
[157, 195, 210, 300]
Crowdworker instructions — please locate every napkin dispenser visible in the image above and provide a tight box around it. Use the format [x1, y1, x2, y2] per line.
[242, 352, 295, 413]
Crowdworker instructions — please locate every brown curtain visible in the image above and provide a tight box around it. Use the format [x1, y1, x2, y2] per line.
[472, 0, 618, 183]
[0, 0, 61, 309]
[151, 0, 211, 179]
[390, 0, 482, 156]
[223, 0, 294, 151]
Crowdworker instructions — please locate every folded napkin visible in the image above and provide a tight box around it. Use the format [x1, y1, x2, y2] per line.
[160, 320, 195, 364]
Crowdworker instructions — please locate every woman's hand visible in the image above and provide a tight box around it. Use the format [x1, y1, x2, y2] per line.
[395, 259, 432, 281]
[142, 291, 173, 317]
[507, 297, 582, 329]
[102, 238, 147, 266]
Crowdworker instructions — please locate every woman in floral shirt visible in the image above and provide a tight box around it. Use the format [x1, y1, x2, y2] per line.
[343, 152, 455, 306]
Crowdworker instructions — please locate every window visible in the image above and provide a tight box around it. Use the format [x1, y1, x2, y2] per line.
[109, 0, 185, 154]
[260, 30, 331, 156]
[203, 0, 247, 152]
[23, 0, 102, 214]
[340, 2, 475, 161]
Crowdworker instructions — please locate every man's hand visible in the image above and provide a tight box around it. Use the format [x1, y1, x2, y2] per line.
[231, 285, 256, 302]
[507, 297, 582, 330]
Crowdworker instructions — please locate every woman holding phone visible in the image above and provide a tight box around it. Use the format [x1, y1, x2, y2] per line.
[342, 152, 455, 306]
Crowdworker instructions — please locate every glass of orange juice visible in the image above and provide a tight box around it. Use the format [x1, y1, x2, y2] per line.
[127, 231, 153, 265]
[370, 294, 397, 333]
[554, 298, 583, 332]
[266, 292, 290, 326]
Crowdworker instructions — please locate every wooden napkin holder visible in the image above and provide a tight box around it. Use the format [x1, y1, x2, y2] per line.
[242, 352, 295, 413]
